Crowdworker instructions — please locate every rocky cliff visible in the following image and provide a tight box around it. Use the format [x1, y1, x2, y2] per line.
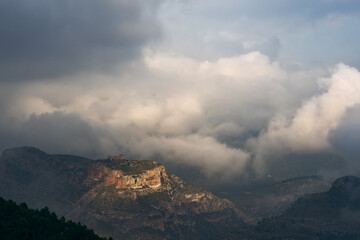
[0, 147, 250, 240]
[87, 161, 166, 190]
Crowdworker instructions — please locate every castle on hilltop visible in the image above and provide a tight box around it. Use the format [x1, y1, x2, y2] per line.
[107, 154, 125, 160]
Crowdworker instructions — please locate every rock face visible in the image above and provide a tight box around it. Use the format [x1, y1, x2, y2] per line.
[88, 162, 167, 189]
[0, 147, 250, 240]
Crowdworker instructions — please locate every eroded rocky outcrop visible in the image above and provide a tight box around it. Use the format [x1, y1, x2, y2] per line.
[88, 162, 167, 190]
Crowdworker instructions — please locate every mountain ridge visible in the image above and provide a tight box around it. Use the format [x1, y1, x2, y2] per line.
[0, 146, 251, 239]
[3, 146, 360, 239]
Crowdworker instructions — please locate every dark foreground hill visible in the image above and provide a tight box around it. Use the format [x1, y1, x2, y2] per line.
[0, 197, 110, 240]
[0, 147, 250, 239]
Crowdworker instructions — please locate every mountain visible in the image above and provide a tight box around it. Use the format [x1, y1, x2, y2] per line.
[0, 147, 90, 215]
[249, 175, 360, 239]
[0, 147, 250, 239]
[0, 197, 110, 240]
[284, 175, 360, 219]
[3, 146, 360, 239]
[170, 153, 338, 220]
[207, 176, 331, 218]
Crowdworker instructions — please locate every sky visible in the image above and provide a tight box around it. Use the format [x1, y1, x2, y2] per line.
[1, 0, 360, 179]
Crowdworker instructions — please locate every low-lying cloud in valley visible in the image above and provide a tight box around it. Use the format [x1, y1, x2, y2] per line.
[1, 0, 360, 179]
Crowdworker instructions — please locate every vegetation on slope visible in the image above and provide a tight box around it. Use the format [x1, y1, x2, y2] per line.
[0, 197, 112, 240]
[96, 159, 160, 175]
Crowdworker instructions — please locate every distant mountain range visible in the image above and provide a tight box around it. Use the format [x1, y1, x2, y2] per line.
[1, 146, 360, 239]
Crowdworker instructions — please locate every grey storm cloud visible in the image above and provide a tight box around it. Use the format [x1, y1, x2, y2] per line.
[0, 111, 105, 157]
[0, 0, 162, 81]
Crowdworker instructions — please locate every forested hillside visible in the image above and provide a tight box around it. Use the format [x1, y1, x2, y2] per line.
[0, 197, 111, 240]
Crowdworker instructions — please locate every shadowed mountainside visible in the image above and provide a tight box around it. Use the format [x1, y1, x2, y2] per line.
[247, 175, 360, 240]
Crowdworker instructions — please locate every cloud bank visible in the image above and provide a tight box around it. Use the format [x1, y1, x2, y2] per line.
[3, 50, 360, 177]
[1, 0, 360, 179]
[249, 64, 360, 171]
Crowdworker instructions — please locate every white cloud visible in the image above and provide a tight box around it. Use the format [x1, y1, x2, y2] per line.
[1, 0, 360, 180]
[0, 51, 292, 175]
[128, 135, 250, 176]
[2, 50, 356, 177]
[146, 51, 285, 81]
[249, 63, 360, 170]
